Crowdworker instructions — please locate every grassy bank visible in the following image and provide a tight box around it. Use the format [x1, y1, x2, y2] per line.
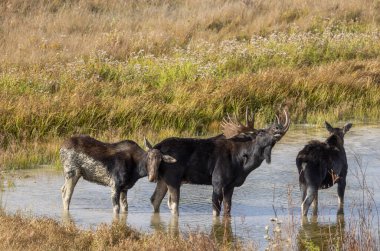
[2, 59, 380, 169]
[0, 209, 247, 251]
[1, 0, 380, 169]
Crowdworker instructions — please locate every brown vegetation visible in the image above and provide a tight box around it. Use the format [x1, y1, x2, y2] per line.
[1, 0, 379, 65]
[0, 210, 247, 250]
[0, 0, 379, 169]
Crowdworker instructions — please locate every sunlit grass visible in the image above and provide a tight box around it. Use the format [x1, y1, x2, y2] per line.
[0, 208, 247, 251]
[1, 0, 380, 169]
[1, 59, 380, 169]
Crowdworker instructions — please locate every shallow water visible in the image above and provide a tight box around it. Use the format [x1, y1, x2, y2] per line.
[1, 124, 380, 249]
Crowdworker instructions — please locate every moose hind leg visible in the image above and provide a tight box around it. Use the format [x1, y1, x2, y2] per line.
[301, 186, 317, 216]
[300, 183, 307, 202]
[150, 179, 168, 213]
[337, 179, 346, 214]
[61, 172, 81, 211]
[312, 191, 319, 216]
[120, 190, 128, 213]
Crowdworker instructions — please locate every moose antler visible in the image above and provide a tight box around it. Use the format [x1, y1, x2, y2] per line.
[221, 107, 256, 139]
[272, 108, 290, 137]
[279, 108, 290, 132]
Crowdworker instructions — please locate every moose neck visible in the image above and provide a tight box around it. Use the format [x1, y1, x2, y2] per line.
[235, 140, 268, 175]
[134, 150, 149, 178]
[326, 134, 344, 150]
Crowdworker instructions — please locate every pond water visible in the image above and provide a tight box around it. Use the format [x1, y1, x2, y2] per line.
[1, 124, 380, 249]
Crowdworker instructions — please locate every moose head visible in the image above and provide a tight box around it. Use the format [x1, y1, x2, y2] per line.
[144, 138, 177, 182]
[221, 108, 290, 163]
[325, 121, 352, 143]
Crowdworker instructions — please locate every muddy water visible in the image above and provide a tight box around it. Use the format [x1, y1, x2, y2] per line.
[1, 124, 380, 249]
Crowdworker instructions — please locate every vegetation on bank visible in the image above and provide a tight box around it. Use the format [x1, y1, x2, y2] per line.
[0, 209, 248, 251]
[1, 0, 380, 169]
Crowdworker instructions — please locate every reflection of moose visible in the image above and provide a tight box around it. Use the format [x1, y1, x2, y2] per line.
[149, 109, 290, 216]
[296, 122, 352, 216]
[211, 216, 234, 245]
[60, 135, 176, 214]
[298, 215, 345, 250]
[150, 213, 234, 245]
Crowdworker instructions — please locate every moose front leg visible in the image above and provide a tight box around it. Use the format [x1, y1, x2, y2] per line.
[212, 187, 223, 217]
[223, 188, 234, 217]
[150, 179, 168, 213]
[337, 179, 346, 214]
[111, 186, 121, 214]
[120, 190, 128, 213]
[167, 185, 180, 215]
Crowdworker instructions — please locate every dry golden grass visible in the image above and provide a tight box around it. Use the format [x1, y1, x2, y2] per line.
[1, 0, 380, 169]
[0, 210, 248, 251]
[1, 0, 379, 65]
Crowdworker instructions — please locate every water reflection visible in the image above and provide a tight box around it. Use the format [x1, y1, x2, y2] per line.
[61, 210, 74, 226]
[150, 213, 179, 236]
[150, 213, 165, 232]
[149, 213, 235, 245]
[113, 212, 128, 226]
[211, 216, 234, 245]
[298, 214, 345, 250]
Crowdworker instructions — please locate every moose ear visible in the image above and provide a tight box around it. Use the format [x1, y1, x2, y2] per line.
[162, 154, 177, 163]
[325, 121, 334, 133]
[144, 137, 153, 150]
[343, 123, 352, 134]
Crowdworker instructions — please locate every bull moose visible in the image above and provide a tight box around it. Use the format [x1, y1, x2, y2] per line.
[147, 109, 290, 216]
[60, 135, 176, 214]
[296, 122, 352, 216]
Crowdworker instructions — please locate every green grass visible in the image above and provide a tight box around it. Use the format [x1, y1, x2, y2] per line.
[1, 5, 380, 170]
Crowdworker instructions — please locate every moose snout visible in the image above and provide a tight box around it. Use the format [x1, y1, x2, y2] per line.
[148, 174, 157, 182]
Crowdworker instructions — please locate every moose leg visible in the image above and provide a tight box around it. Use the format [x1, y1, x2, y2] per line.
[223, 188, 234, 217]
[212, 187, 223, 217]
[111, 186, 121, 214]
[61, 171, 81, 211]
[300, 183, 307, 203]
[167, 185, 180, 215]
[312, 191, 318, 216]
[301, 186, 317, 216]
[337, 179, 346, 214]
[150, 179, 168, 213]
[120, 190, 128, 213]
[167, 194, 173, 211]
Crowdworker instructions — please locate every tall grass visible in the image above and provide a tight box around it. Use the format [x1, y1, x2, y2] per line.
[1, 0, 380, 169]
[0, 209, 248, 251]
[1, 0, 379, 65]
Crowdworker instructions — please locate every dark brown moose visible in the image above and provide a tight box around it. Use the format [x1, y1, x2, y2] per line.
[60, 135, 176, 214]
[296, 122, 352, 216]
[147, 109, 290, 216]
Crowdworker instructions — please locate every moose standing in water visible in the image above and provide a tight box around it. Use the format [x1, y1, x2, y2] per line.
[147, 109, 290, 217]
[296, 122, 352, 216]
[60, 135, 176, 214]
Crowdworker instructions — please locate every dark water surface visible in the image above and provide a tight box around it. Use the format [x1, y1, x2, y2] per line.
[1, 124, 380, 249]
